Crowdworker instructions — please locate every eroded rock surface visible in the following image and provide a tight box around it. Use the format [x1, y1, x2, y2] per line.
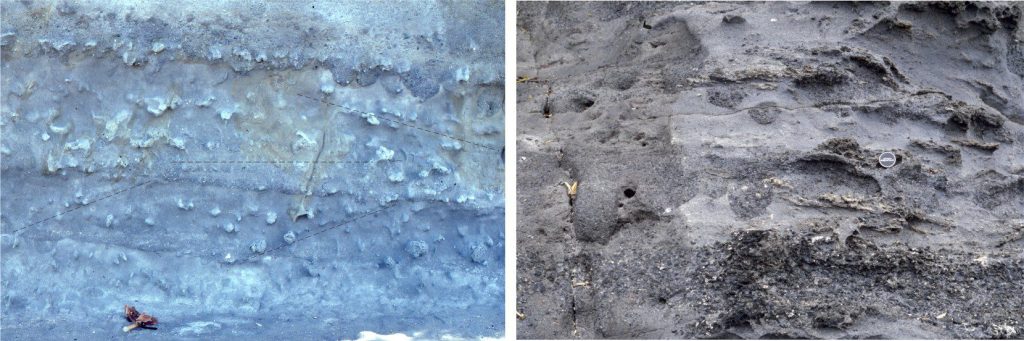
[1, 1, 504, 339]
[517, 2, 1023, 339]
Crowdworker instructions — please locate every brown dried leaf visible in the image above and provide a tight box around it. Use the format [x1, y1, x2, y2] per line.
[136, 314, 158, 326]
[124, 305, 140, 322]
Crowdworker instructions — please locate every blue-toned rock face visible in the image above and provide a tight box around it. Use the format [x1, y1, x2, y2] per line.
[516, 1, 1022, 339]
[0, 1, 504, 339]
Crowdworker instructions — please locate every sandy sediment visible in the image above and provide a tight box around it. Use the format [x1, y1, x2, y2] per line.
[517, 2, 1023, 339]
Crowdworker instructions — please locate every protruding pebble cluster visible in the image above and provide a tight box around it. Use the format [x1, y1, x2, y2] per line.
[250, 239, 267, 254]
[405, 240, 428, 258]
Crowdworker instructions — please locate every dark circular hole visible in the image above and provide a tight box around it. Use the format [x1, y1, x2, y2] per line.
[574, 97, 595, 110]
[624, 188, 636, 198]
[641, 142, 648, 147]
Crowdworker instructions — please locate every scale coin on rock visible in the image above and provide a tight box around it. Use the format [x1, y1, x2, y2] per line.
[879, 152, 897, 168]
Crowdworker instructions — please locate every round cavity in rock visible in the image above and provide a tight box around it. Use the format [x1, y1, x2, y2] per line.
[748, 105, 780, 125]
[722, 14, 746, 24]
[604, 72, 637, 90]
[326, 58, 356, 85]
[400, 68, 440, 99]
[380, 73, 404, 95]
[379, 256, 397, 269]
[624, 188, 636, 198]
[355, 66, 382, 87]
[570, 96, 596, 111]
[707, 88, 745, 108]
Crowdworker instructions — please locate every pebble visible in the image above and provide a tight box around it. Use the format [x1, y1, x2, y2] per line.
[470, 244, 488, 265]
[380, 256, 397, 268]
[376, 146, 395, 161]
[49, 123, 68, 135]
[250, 239, 267, 254]
[388, 170, 405, 183]
[177, 198, 194, 210]
[319, 70, 335, 94]
[209, 46, 222, 60]
[405, 240, 428, 258]
[169, 137, 186, 150]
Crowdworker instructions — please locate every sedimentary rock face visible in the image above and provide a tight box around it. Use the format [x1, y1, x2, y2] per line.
[516, 2, 1023, 339]
[1, 1, 504, 339]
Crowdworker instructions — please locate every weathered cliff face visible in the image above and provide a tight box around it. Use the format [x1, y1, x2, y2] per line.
[517, 2, 1023, 339]
[1, 0, 504, 339]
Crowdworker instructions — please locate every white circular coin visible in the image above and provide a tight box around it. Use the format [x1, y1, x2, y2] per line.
[879, 152, 897, 168]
